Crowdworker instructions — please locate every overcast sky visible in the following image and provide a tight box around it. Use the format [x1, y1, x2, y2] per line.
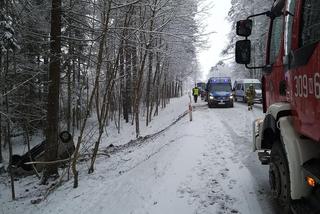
[197, 0, 231, 81]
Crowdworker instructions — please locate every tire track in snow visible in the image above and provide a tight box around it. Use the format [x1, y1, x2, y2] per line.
[210, 104, 280, 214]
[175, 108, 243, 214]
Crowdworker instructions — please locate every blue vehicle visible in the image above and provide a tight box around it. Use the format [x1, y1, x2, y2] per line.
[206, 77, 234, 108]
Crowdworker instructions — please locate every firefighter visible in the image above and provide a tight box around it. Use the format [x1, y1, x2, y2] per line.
[192, 85, 200, 103]
[246, 84, 256, 111]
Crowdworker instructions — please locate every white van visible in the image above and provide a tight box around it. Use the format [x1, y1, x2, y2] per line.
[233, 79, 262, 103]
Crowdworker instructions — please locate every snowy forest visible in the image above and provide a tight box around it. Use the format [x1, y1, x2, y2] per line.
[207, 0, 274, 80]
[0, 0, 200, 187]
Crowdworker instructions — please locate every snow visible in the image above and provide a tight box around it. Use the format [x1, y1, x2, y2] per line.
[106, 95, 190, 147]
[0, 98, 281, 214]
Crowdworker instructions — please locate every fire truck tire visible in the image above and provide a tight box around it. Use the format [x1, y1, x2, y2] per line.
[269, 141, 292, 213]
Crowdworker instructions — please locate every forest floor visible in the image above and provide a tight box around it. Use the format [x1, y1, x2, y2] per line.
[0, 96, 281, 214]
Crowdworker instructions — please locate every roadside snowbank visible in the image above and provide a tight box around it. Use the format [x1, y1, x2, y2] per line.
[0, 95, 190, 214]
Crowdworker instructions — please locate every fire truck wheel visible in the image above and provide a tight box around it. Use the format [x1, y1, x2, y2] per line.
[269, 141, 292, 213]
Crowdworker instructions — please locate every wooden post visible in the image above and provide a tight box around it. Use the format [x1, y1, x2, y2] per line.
[189, 103, 193, 122]
[188, 93, 192, 121]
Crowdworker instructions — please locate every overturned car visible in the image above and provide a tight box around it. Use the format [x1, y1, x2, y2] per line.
[11, 131, 75, 176]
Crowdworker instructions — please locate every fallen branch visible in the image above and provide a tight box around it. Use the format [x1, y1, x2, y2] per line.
[24, 158, 72, 165]
[24, 152, 111, 166]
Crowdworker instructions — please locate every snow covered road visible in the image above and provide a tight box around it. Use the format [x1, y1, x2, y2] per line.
[100, 101, 280, 214]
[1, 99, 281, 214]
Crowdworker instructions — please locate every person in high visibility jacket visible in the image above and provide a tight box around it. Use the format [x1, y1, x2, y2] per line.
[246, 84, 256, 111]
[192, 86, 200, 103]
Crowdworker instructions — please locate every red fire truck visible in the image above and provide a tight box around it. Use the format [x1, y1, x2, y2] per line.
[235, 0, 320, 213]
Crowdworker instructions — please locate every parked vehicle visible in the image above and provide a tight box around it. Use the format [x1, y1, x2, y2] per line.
[197, 82, 207, 100]
[234, 79, 262, 103]
[235, 0, 320, 212]
[206, 77, 234, 108]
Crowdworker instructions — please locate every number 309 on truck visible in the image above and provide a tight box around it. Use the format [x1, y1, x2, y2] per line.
[235, 0, 320, 212]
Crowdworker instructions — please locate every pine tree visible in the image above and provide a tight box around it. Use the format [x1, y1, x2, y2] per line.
[42, 0, 62, 183]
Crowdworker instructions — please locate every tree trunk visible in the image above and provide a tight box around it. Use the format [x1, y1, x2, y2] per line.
[0, 113, 2, 163]
[72, 0, 112, 186]
[145, 47, 153, 126]
[42, 0, 62, 183]
[134, 48, 148, 138]
[149, 49, 160, 120]
[131, 45, 138, 126]
[67, 61, 72, 132]
[88, 48, 119, 174]
[0, 49, 2, 164]
[72, 55, 76, 132]
[77, 59, 81, 128]
[154, 60, 163, 117]
[124, 39, 132, 123]
[119, 44, 125, 121]
[4, 46, 15, 199]
[145, 4, 156, 127]
[66, 5, 73, 133]
[122, 7, 134, 123]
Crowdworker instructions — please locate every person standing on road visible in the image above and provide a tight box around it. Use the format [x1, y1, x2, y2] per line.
[192, 86, 200, 103]
[246, 84, 256, 111]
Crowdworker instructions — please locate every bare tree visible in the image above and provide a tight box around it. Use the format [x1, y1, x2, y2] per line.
[1, 0, 201, 192]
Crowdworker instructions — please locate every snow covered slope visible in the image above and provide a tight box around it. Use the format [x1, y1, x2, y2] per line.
[1, 99, 281, 214]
